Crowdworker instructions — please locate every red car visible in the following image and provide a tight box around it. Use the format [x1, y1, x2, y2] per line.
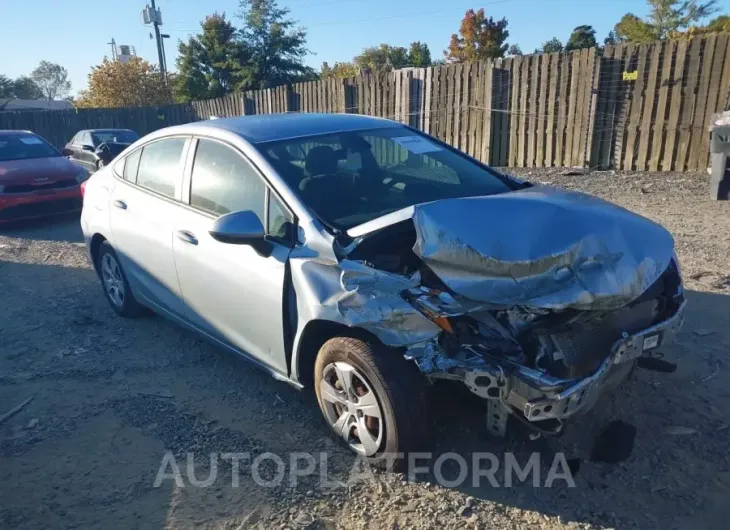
[0, 130, 88, 222]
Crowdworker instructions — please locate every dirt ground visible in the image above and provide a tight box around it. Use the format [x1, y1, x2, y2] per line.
[1, 169, 729, 530]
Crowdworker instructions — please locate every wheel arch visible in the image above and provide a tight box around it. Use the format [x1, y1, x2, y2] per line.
[89, 233, 108, 275]
[292, 319, 382, 388]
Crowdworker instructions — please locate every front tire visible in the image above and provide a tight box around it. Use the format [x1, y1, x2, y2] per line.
[97, 241, 143, 318]
[314, 334, 429, 468]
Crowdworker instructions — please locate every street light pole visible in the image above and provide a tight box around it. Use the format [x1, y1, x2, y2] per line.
[149, 0, 167, 83]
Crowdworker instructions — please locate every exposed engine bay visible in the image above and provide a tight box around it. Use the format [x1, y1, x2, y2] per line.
[323, 187, 687, 437]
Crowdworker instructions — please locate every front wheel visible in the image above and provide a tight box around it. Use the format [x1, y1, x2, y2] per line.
[314, 334, 429, 468]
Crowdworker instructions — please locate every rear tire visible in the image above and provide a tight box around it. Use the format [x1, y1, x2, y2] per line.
[97, 241, 143, 318]
[314, 334, 429, 469]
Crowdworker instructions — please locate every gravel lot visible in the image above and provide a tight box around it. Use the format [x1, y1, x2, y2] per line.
[1, 170, 729, 530]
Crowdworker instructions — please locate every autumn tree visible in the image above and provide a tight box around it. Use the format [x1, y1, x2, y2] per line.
[408, 41, 432, 67]
[704, 14, 730, 32]
[539, 37, 564, 54]
[30, 61, 71, 100]
[445, 9, 509, 62]
[75, 57, 172, 108]
[320, 61, 360, 79]
[174, 13, 248, 102]
[565, 25, 598, 51]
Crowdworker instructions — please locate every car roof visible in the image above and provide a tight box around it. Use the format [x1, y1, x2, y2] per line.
[0, 130, 38, 136]
[173, 113, 398, 144]
[84, 129, 135, 133]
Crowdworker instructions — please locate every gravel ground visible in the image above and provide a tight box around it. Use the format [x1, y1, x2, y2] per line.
[1, 170, 729, 530]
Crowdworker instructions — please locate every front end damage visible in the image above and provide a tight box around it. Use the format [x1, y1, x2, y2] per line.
[296, 186, 686, 437]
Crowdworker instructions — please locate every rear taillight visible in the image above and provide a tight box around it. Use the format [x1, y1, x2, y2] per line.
[80, 181, 87, 198]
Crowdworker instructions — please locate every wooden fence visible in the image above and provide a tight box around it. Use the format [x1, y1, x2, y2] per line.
[2, 34, 729, 171]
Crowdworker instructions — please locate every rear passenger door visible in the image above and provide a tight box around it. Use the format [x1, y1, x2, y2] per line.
[172, 137, 295, 374]
[109, 136, 191, 318]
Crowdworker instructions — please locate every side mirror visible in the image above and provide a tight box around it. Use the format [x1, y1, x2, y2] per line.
[82, 144, 94, 152]
[209, 210, 272, 256]
[62, 147, 73, 156]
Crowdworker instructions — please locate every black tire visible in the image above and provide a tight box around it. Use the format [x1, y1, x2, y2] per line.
[314, 333, 429, 469]
[96, 241, 143, 318]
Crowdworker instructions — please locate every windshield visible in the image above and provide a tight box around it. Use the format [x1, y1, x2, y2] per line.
[259, 127, 512, 229]
[92, 130, 138, 145]
[0, 134, 61, 162]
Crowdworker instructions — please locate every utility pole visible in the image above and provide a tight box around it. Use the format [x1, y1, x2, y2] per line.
[145, 0, 167, 83]
[108, 38, 117, 60]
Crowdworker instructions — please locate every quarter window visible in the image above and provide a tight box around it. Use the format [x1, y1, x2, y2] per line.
[136, 138, 186, 199]
[190, 139, 266, 222]
[122, 149, 141, 182]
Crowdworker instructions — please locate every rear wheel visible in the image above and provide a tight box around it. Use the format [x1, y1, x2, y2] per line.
[97, 241, 143, 318]
[314, 334, 429, 468]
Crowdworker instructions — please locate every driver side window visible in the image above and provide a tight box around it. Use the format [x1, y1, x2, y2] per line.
[190, 139, 266, 223]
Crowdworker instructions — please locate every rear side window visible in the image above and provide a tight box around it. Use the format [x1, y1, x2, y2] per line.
[136, 138, 186, 199]
[189, 139, 266, 221]
[122, 149, 141, 181]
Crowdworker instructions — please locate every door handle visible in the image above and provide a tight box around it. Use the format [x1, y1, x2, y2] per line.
[112, 199, 127, 210]
[176, 230, 198, 245]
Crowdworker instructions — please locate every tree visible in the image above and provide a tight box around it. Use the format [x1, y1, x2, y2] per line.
[174, 13, 249, 102]
[30, 61, 71, 100]
[408, 41, 432, 67]
[704, 14, 730, 32]
[354, 44, 410, 73]
[646, 0, 718, 37]
[237, 0, 313, 89]
[611, 0, 719, 43]
[321, 61, 360, 79]
[75, 57, 172, 108]
[0, 75, 43, 99]
[613, 13, 658, 42]
[507, 44, 523, 56]
[565, 25, 598, 51]
[0, 75, 12, 98]
[539, 37, 564, 54]
[445, 9, 509, 62]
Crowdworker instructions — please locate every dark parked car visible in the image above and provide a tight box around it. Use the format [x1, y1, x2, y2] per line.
[63, 129, 139, 173]
[0, 130, 87, 222]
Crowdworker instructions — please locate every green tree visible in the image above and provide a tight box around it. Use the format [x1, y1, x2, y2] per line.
[704, 14, 730, 32]
[30, 61, 71, 100]
[237, 0, 313, 88]
[565, 25, 598, 51]
[614, 13, 658, 42]
[612, 1, 719, 43]
[354, 44, 410, 73]
[408, 41, 432, 67]
[445, 9, 509, 62]
[13, 77, 43, 99]
[174, 13, 248, 102]
[507, 44, 523, 56]
[539, 37, 564, 54]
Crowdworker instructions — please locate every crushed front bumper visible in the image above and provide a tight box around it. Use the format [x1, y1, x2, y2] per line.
[416, 300, 686, 428]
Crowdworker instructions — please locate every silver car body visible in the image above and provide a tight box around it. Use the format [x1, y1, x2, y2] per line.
[81, 114, 685, 435]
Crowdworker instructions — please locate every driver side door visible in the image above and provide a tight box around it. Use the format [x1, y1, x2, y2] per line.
[172, 137, 295, 375]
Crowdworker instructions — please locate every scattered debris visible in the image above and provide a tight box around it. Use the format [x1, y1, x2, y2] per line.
[0, 396, 35, 426]
[26, 418, 39, 429]
[560, 168, 590, 176]
[664, 426, 697, 436]
[590, 421, 636, 463]
[139, 388, 173, 399]
[693, 329, 715, 337]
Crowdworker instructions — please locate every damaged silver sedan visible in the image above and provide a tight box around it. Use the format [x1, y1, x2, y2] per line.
[81, 113, 685, 464]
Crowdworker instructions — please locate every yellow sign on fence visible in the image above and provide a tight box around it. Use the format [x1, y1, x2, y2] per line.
[623, 71, 638, 81]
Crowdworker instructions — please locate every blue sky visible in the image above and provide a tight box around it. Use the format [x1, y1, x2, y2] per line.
[0, 0, 708, 96]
